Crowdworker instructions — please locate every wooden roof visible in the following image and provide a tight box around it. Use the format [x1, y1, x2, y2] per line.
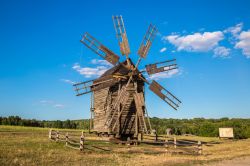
[93, 58, 145, 85]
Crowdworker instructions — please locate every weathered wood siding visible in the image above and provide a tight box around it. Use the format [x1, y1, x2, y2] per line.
[93, 79, 145, 135]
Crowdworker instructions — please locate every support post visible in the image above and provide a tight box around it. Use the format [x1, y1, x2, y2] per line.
[174, 137, 177, 149]
[165, 138, 169, 152]
[65, 132, 69, 146]
[80, 132, 84, 151]
[135, 112, 138, 138]
[145, 107, 152, 134]
[154, 131, 158, 142]
[117, 83, 121, 136]
[56, 131, 59, 142]
[49, 129, 52, 139]
[127, 137, 131, 146]
[89, 92, 94, 133]
[198, 141, 202, 155]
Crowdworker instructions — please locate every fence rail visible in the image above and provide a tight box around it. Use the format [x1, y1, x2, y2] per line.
[48, 129, 202, 155]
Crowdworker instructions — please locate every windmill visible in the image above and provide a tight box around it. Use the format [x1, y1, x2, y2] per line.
[73, 15, 181, 140]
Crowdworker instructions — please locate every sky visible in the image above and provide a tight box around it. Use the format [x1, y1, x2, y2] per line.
[0, 0, 250, 120]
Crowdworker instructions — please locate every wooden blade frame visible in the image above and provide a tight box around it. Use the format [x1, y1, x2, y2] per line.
[138, 24, 157, 58]
[73, 77, 118, 96]
[112, 15, 130, 56]
[73, 79, 93, 96]
[80, 32, 120, 65]
[149, 80, 181, 110]
[108, 24, 158, 116]
[145, 59, 178, 75]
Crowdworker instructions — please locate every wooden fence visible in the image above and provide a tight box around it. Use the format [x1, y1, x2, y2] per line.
[48, 129, 202, 155]
[142, 134, 202, 155]
[49, 129, 85, 151]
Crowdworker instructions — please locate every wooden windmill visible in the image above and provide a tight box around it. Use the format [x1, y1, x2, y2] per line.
[73, 15, 181, 139]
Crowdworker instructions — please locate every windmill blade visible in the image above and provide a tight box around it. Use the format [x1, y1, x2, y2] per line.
[109, 24, 159, 109]
[145, 59, 178, 75]
[73, 76, 118, 96]
[149, 80, 181, 110]
[112, 15, 130, 56]
[138, 24, 157, 58]
[80, 32, 120, 65]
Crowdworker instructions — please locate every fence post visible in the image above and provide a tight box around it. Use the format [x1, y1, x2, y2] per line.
[198, 141, 202, 155]
[80, 132, 84, 151]
[49, 129, 52, 139]
[164, 138, 169, 152]
[56, 130, 59, 142]
[154, 133, 158, 142]
[65, 132, 69, 146]
[174, 137, 177, 149]
[127, 137, 131, 146]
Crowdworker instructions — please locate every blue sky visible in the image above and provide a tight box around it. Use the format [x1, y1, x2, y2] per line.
[0, 0, 250, 120]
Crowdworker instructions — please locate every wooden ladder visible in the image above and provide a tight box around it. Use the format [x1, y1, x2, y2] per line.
[105, 86, 130, 128]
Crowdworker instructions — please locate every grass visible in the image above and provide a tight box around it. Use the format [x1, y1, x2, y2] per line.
[0, 125, 250, 166]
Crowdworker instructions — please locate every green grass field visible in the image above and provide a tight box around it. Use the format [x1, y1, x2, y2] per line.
[0, 125, 250, 166]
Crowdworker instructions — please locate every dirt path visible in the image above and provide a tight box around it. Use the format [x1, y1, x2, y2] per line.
[206, 156, 250, 166]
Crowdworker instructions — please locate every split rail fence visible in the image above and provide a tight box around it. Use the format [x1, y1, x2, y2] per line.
[48, 129, 202, 155]
[49, 129, 85, 151]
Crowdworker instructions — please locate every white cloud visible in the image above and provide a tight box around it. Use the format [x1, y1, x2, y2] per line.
[91, 59, 112, 67]
[164, 31, 224, 52]
[54, 104, 65, 109]
[40, 100, 53, 104]
[60, 79, 75, 84]
[235, 30, 250, 58]
[39, 100, 65, 109]
[160, 47, 167, 53]
[148, 69, 180, 80]
[72, 63, 110, 78]
[224, 23, 243, 38]
[213, 46, 231, 58]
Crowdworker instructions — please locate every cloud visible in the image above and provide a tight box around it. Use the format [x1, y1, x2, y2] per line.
[164, 31, 224, 52]
[213, 46, 231, 58]
[60, 79, 75, 84]
[72, 59, 112, 78]
[72, 63, 110, 78]
[54, 104, 65, 109]
[148, 68, 180, 80]
[91, 59, 112, 67]
[39, 100, 53, 105]
[224, 23, 243, 38]
[39, 100, 65, 109]
[235, 30, 250, 58]
[160, 47, 167, 53]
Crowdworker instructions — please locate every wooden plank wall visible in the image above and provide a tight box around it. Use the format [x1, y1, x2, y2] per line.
[93, 79, 145, 135]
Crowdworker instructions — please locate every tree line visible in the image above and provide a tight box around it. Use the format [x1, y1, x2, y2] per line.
[1, 116, 250, 139]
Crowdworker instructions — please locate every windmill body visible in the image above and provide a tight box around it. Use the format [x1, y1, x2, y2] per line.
[73, 15, 182, 139]
[92, 59, 146, 138]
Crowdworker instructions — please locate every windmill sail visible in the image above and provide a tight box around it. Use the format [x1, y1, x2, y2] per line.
[80, 32, 120, 65]
[149, 80, 181, 110]
[146, 59, 178, 75]
[112, 15, 130, 56]
[138, 24, 157, 58]
[73, 76, 118, 96]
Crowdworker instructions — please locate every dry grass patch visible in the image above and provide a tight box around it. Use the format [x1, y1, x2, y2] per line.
[0, 125, 250, 166]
